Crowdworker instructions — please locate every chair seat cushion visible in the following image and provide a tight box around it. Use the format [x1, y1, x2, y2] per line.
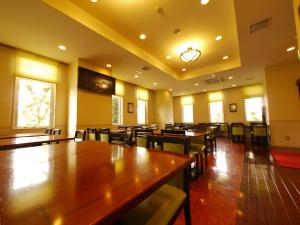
[120, 184, 186, 225]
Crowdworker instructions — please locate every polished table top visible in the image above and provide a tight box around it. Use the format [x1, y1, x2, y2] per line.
[0, 141, 192, 225]
[0, 135, 74, 150]
[0, 133, 48, 139]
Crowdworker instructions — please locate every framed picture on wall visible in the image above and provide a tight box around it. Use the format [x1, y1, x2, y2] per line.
[229, 103, 237, 112]
[128, 103, 134, 113]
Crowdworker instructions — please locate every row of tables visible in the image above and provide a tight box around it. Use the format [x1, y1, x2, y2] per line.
[0, 131, 193, 225]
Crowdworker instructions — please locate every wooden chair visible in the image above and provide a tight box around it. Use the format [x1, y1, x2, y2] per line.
[135, 129, 154, 148]
[141, 135, 192, 225]
[220, 123, 229, 137]
[231, 123, 245, 143]
[189, 134, 208, 173]
[206, 127, 217, 152]
[52, 128, 61, 135]
[75, 130, 86, 142]
[109, 132, 132, 145]
[165, 123, 173, 130]
[251, 124, 268, 145]
[87, 128, 96, 140]
[45, 128, 52, 135]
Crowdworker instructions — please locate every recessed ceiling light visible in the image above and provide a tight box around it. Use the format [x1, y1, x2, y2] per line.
[169, 88, 173, 91]
[182, 68, 187, 72]
[58, 45, 66, 51]
[134, 75, 139, 78]
[90, 0, 98, 2]
[287, 46, 296, 52]
[153, 82, 157, 86]
[166, 55, 171, 60]
[215, 35, 223, 41]
[228, 76, 233, 80]
[223, 56, 229, 60]
[195, 83, 199, 86]
[203, 89, 207, 92]
[106, 64, 112, 68]
[139, 34, 146, 40]
[232, 84, 236, 87]
[201, 0, 210, 5]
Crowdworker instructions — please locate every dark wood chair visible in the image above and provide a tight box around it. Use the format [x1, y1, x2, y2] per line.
[45, 128, 52, 135]
[165, 123, 173, 130]
[251, 124, 268, 145]
[220, 123, 230, 137]
[134, 129, 154, 147]
[86, 128, 97, 140]
[144, 135, 192, 225]
[75, 130, 86, 142]
[231, 123, 245, 143]
[109, 132, 132, 145]
[52, 128, 61, 135]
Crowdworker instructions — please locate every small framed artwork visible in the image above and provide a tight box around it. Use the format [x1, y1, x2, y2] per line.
[229, 103, 237, 112]
[128, 103, 134, 113]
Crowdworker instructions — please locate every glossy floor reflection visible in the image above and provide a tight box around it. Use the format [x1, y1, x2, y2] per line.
[175, 138, 245, 225]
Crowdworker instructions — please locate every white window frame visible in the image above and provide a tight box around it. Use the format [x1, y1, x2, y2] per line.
[137, 99, 148, 125]
[244, 97, 263, 122]
[209, 101, 224, 123]
[112, 95, 123, 125]
[13, 77, 56, 129]
[182, 104, 194, 123]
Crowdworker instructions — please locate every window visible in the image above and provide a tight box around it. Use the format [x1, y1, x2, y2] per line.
[137, 100, 147, 124]
[182, 104, 193, 123]
[112, 95, 123, 125]
[209, 101, 224, 123]
[245, 97, 263, 122]
[14, 77, 55, 128]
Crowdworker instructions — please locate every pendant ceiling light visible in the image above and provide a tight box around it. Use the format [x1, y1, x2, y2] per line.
[180, 47, 201, 62]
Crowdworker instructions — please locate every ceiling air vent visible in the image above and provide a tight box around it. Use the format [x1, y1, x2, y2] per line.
[205, 78, 224, 84]
[139, 66, 151, 71]
[249, 18, 271, 33]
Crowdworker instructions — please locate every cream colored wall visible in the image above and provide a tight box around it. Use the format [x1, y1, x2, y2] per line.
[265, 62, 300, 148]
[154, 90, 174, 129]
[173, 84, 264, 123]
[77, 60, 155, 130]
[0, 44, 69, 134]
[293, 0, 300, 50]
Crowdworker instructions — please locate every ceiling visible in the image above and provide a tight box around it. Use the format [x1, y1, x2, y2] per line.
[0, 0, 297, 96]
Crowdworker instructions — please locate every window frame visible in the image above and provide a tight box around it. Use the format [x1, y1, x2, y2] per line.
[137, 99, 148, 125]
[13, 77, 56, 129]
[209, 101, 224, 123]
[244, 96, 263, 122]
[182, 104, 194, 123]
[112, 95, 123, 125]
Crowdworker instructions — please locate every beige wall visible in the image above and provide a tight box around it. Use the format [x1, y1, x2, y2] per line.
[265, 62, 300, 148]
[293, 0, 300, 50]
[77, 60, 155, 130]
[173, 84, 264, 123]
[0, 44, 69, 134]
[154, 90, 174, 129]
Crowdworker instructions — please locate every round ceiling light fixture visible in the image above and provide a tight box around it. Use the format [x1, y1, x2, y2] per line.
[180, 47, 201, 62]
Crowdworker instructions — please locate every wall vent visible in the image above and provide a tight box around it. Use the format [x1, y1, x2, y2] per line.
[249, 18, 271, 33]
[139, 66, 151, 71]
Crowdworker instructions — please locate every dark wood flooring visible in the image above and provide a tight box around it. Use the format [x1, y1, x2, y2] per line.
[175, 138, 300, 225]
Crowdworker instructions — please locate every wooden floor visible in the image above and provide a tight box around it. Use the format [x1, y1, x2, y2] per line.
[175, 138, 300, 225]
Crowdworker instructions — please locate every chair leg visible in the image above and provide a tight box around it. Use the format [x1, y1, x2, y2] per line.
[183, 168, 192, 225]
[200, 153, 204, 174]
[205, 151, 208, 167]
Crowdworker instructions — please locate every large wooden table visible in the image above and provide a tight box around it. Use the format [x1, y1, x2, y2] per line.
[0, 135, 74, 150]
[0, 141, 192, 225]
[0, 133, 48, 139]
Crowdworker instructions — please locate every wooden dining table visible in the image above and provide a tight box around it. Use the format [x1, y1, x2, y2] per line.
[0, 132, 49, 139]
[0, 141, 192, 225]
[0, 135, 74, 150]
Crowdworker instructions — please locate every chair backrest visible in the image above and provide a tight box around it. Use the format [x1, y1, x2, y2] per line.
[75, 130, 86, 141]
[220, 123, 229, 131]
[146, 135, 189, 154]
[231, 124, 245, 136]
[52, 128, 61, 135]
[136, 136, 147, 148]
[87, 128, 96, 140]
[45, 128, 52, 134]
[252, 125, 268, 137]
[100, 133, 109, 142]
[165, 123, 173, 130]
[109, 132, 132, 145]
[161, 129, 185, 136]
